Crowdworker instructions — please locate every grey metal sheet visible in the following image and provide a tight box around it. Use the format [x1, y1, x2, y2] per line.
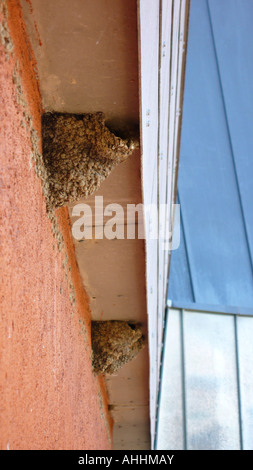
[168, 0, 253, 308]
[184, 310, 240, 450]
[156, 309, 184, 450]
[157, 308, 245, 450]
[237, 316, 253, 450]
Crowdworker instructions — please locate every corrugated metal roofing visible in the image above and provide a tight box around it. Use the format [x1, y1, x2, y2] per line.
[168, 0, 253, 310]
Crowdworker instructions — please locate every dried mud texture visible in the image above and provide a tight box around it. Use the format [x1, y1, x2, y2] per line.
[42, 112, 138, 211]
[0, 1, 14, 60]
[91, 321, 145, 375]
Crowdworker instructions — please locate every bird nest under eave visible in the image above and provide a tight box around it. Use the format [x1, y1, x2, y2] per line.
[42, 112, 138, 212]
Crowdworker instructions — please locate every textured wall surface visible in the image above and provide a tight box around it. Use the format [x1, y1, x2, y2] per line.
[19, 0, 151, 450]
[0, 0, 112, 450]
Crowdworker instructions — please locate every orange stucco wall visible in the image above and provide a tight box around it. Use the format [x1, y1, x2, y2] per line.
[0, 0, 112, 450]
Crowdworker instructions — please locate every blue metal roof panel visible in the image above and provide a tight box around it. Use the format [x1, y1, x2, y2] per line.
[168, 196, 194, 303]
[208, 0, 253, 269]
[168, 0, 253, 309]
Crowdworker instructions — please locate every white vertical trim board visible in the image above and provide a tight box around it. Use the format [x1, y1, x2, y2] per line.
[138, 0, 190, 448]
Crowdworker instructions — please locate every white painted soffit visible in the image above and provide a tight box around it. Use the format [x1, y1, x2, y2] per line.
[138, 0, 190, 448]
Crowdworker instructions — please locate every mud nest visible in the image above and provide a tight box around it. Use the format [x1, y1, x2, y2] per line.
[42, 112, 138, 211]
[91, 321, 145, 375]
